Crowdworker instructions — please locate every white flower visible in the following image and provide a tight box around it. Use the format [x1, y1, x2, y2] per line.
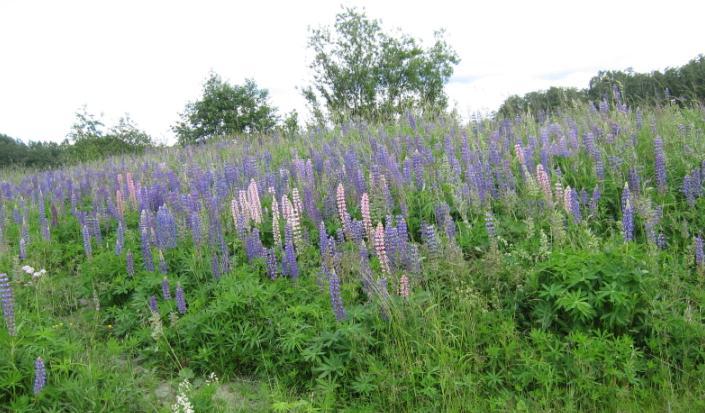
[22, 265, 35, 274]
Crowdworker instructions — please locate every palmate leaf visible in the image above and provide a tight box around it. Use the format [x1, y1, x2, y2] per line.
[556, 290, 595, 322]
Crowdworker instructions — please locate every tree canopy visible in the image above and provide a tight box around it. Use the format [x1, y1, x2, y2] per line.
[303, 7, 459, 124]
[173, 74, 278, 145]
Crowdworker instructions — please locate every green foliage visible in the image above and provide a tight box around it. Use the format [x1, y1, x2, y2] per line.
[499, 54, 705, 118]
[173, 73, 278, 145]
[303, 7, 459, 124]
[523, 246, 655, 337]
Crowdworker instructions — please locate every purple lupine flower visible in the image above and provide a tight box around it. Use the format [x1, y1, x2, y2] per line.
[695, 236, 704, 268]
[683, 174, 696, 207]
[628, 168, 641, 194]
[33, 357, 46, 395]
[115, 221, 125, 256]
[211, 253, 221, 280]
[148, 295, 158, 313]
[485, 211, 496, 240]
[657, 233, 667, 249]
[140, 228, 154, 272]
[622, 200, 634, 242]
[568, 189, 581, 223]
[0, 273, 16, 336]
[621, 184, 631, 214]
[328, 269, 347, 321]
[420, 222, 439, 255]
[39, 198, 50, 242]
[126, 250, 135, 277]
[81, 225, 92, 258]
[175, 284, 187, 314]
[589, 190, 600, 217]
[190, 211, 202, 246]
[283, 240, 298, 279]
[412, 150, 425, 189]
[156, 206, 177, 250]
[265, 248, 278, 280]
[161, 277, 171, 300]
[654, 137, 667, 193]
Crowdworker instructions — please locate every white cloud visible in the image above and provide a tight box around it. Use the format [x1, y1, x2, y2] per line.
[0, 0, 702, 144]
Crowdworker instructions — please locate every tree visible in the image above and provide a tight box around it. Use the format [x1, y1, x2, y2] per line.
[173, 73, 278, 145]
[63, 107, 153, 163]
[303, 7, 459, 124]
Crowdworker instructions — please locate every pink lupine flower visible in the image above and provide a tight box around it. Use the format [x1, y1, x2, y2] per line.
[271, 197, 282, 249]
[361, 193, 372, 240]
[374, 222, 391, 275]
[398, 274, 410, 299]
[536, 164, 552, 206]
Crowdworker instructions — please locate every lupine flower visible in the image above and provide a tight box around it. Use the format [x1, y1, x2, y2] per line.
[590, 186, 601, 217]
[33, 357, 46, 395]
[398, 274, 410, 299]
[622, 200, 634, 242]
[336, 183, 351, 237]
[211, 253, 221, 280]
[554, 182, 564, 206]
[81, 225, 92, 258]
[190, 211, 202, 246]
[148, 295, 158, 313]
[248, 179, 263, 224]
[628, 168, 640, 194]
[116, 189, 125, 219]
[126, 250, 135, 277]
[328, 269, 346, 321]
[567, 188, 581, 223]
[283, 239, 298, 279]
[536, 164, 552, 206]
[654, 137, 667, 193]
[0, 273, 16, 336]
[161, 277, 171, 300]
[292, 188, 303, 218]
[695, 236, 704, 269]
[420, 222, 440, 256]
[374, 222, 391, 275]
[140, 228, 154, 272]
[175, 284, 187, 314]
[271, 197, 282, 250]
[156, 206, 177, 250]
[115, 221, 125, 256]
[485, 211, 496, 240]
[265, 248, 278, 279]
[514, 143, 526, 165]
[361, 193, 372, 240]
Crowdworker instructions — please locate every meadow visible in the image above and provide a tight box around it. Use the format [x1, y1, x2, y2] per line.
[2, 103, 705, 412]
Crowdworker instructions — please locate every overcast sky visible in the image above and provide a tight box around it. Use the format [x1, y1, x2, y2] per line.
[1, 0, 703, 144]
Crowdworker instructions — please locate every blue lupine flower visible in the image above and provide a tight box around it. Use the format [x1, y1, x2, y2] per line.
[328, 269, 347, 321]
[0, 273, 16, 336]
[126, 250, 135, 277]
[33, 357, 46, 395]
[82, 225, 92, 258]
[161, 277, 171, 300]
[175, 284, 187, 314]
[115, 221, 125, 256]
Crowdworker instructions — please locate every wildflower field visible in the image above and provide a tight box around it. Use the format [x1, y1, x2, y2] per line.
[2, 104, 705, 412]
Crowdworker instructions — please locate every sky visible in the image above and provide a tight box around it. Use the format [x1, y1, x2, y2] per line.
[0, 0, 703, 145]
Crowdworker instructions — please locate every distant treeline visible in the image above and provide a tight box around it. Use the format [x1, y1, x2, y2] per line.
[0, 111, 153, 170]
[498, 54, 705, 118]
